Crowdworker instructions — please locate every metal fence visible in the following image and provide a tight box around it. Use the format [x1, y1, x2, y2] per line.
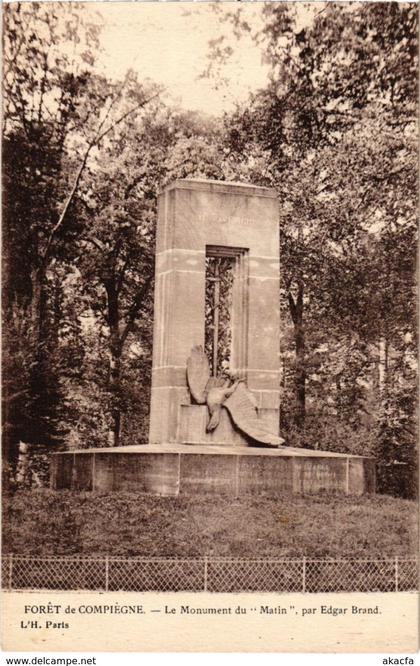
[1, 555, 417, 593]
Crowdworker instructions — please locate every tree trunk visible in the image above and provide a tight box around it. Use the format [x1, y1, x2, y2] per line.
[104, 264, 152, 447]
[288, 283, 306, 430]
[294, 320, 306, 429]
[378, 336, 389, 396]
[109, 353, 121, 447]
[105, 280, 122, 447]
[30, 266, 47, 346]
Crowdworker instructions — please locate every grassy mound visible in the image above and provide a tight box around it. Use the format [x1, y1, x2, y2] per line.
[2, 490, 417, 559]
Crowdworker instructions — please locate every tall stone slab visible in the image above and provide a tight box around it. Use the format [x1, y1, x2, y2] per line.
[148, 179, 280, 445]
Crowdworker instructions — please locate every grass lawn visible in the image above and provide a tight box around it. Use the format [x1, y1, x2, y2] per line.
[2, 489, 418, 559]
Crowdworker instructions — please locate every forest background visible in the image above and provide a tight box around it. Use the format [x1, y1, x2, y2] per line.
[2, 2, 418, 498]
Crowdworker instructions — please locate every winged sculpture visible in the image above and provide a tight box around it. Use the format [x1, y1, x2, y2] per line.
[186, 346, 285, 448]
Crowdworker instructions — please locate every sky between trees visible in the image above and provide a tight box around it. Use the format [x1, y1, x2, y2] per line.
[90, 2, 275, 115]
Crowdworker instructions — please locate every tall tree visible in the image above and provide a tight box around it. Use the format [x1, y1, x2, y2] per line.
[3, 2, 102, 473]
[208, 3, 417, 486]
[2, 3, 161, 471]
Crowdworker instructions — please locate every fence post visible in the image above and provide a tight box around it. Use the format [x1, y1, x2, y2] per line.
[302, 557, 306, 593]
[105, 556, 109, 592]
[204, 556, 208, 592]
[395, 556, 399, 592]
[8, 554, 13, 591]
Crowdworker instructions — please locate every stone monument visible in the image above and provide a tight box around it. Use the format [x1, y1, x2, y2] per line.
[149, 178, 283, 448]
[51, 179, 375, 496]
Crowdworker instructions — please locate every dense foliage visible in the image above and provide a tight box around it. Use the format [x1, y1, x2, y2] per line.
[208, 2, 418, 497]
[2, 3, 417, 498]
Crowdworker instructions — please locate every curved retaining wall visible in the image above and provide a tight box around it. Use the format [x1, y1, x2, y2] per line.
[51, 445, 375, 496]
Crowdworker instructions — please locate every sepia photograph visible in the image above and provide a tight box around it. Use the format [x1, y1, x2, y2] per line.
[1, 0, 418, 654]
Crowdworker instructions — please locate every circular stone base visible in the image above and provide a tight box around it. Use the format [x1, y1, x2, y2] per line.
[51, 445, 375, 496]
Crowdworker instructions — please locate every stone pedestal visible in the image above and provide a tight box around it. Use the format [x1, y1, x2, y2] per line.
[51, 445, 376, 497]
[179, 405, 279, 446]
